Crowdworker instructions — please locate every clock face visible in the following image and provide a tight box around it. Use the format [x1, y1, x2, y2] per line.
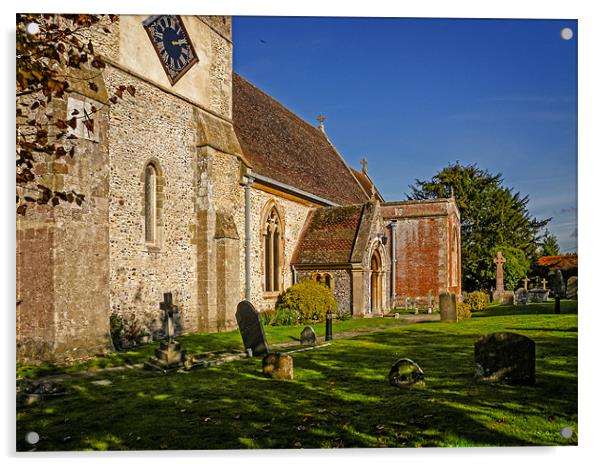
[143, 15, 199, 85]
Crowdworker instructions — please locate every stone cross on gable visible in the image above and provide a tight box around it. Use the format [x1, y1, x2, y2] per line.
[317, 114, 325, 130]
[493, 251, 506, 293]
[160, 292, 178, 343]
[361, 158, 368, 174]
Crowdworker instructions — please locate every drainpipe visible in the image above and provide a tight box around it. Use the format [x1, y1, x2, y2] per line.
[244, 175, 254, 301]
[291, 265, 297, 285]
[390, 220, 397, 307]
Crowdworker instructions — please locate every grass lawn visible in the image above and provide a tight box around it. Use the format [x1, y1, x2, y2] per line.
[16, 301, 577, 450]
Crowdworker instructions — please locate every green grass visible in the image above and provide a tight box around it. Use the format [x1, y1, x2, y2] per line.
[16, 317, 407, 379]
[16, 301, 577, 450]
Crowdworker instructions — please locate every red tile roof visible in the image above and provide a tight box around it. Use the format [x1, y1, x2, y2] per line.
[537, 255, 578, 270]
[232, 73, 369, 205]
[292, 204, 365, 265]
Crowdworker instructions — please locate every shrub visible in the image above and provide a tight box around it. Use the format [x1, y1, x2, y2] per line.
[109, 312, 149, 350]
[464, 291, 490, 312]
[276, 279, 337, 324]
[457, 301, 472, 321]
[259, 309, 276, 326]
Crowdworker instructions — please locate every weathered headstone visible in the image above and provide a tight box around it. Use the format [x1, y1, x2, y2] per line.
[300, 326, 317, 345]
[236, 301, 269, 357]
[388, 358, 425, 387]
[160, 292, 178, 343]
[439, 292, 457, 322]
[566, 276, 578, 300]
[512, 289, 522, 304]
[499, 291, 515, 305]
[262, 352, 293, 379]
[474, 332, 535, 385]
[528, 289, 550, 303]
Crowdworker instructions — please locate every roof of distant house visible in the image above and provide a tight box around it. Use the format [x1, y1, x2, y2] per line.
[232, 73, 369, 206]
[537, 254, 578, 270]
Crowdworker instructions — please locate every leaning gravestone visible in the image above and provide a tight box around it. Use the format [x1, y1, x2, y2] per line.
[474, 332, 535, 385]
[388, 358, 425, 387]
[235, 301, 269, 357]
[300, 326, 317, 345]
[439, 292, 457, 322]
[515, 288, 528, 305]
[566, 276, 578, 300]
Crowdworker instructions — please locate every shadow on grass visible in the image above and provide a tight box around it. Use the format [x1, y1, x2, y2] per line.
[16, 314, 577, 450]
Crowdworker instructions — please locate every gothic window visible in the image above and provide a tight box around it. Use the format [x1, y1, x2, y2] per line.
[311, 272, 334, 290]
[144, 163, 158, 244]
[263, 206, 282, 292]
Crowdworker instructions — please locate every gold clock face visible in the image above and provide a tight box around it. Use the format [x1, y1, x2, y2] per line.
[143, 15, 199, 85]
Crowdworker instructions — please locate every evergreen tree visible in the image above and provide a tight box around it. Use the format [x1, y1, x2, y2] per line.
[408, 163, 550, 291]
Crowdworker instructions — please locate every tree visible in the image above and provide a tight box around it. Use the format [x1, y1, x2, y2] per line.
[537, 229, 561, 257]
[408, 162, 550, 291]
[16, 14, 134, 215]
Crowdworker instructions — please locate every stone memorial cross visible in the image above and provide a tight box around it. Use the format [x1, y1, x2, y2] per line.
[160, 292, 178, 344]
[541, 278, 547, 290]
[493, 251, 506, 293]
[523, 277, 530, 290]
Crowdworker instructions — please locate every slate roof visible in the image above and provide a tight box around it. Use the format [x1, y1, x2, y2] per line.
[292, 204, 365, 265]
[232, 73, 369, 205]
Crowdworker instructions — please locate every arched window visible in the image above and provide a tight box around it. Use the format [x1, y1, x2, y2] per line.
[144, 163, 157, 244]
[311, 272, 334, 290]
[263, 206, 282, 292]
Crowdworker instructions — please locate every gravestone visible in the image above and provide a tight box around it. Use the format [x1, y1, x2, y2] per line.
[474, 332, 535, 385]
[439, 292, 457, 322]
[388, 358, 425, 387]
[145, 292, 186, 370]
[566, 276, 578, 300]
[235, 301, 269, 357]
[515, 287, 528, 305]
[528, 289, 550, 303]
[300, 326, 317, 345]
[499, 291, 515, 305]
[262, 352, 293, 379]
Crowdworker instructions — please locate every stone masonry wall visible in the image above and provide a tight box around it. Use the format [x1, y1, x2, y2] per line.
[17, 93, 112, 363]
[296, 268, 353, 315]
[105, 66, 199, 337]
[244, 188, 313, 312]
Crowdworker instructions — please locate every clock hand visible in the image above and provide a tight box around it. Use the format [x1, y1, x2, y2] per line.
[171, 39, 187, 46]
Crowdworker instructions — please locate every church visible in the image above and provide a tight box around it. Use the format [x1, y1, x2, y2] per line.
[16, 15, 461, 363]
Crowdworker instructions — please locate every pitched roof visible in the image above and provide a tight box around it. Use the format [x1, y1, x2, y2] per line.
[232, 73, 369, 205]
[292, 204, 365, 265]
[350, 168, 384, 201]
[537, 255, 578, 270]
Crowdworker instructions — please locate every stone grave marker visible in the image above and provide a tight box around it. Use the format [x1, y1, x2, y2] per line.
[388, 358, 425, 387]
[528, 289, 550, 303]
[474, 332, 535, 385]
[439, 292, 457, 322]
[145, 292, 186, 371]
[262, 352, 293, 379]
[235, 300, 269, 357]
[300, 326, 317, 345]
[515, 288, 528, 305]
[566, 276, 578, 299]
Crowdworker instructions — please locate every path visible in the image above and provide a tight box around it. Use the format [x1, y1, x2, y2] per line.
[19, 313, 440, 385]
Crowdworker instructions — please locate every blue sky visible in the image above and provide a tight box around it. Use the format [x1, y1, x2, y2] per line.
[233, 17, 578, 253]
